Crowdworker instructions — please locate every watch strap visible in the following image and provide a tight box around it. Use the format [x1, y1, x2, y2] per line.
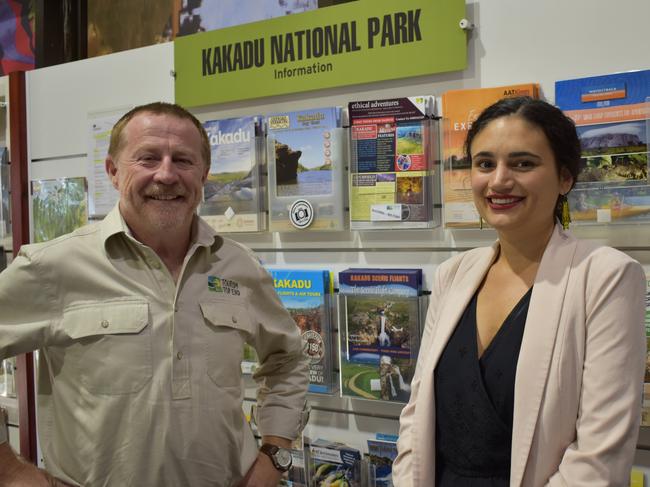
[260, 443, 278, 457]
[259, 443, 291, 472]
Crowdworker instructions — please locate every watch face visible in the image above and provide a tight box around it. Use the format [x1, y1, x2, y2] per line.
[275, 448, 292, 469]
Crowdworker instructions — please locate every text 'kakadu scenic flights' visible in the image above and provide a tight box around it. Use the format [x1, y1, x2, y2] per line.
[201, 9, 422, 79]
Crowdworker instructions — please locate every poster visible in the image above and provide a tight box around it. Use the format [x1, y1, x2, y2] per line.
[32, 177, 88, 243]
[87, 109, 127, 217]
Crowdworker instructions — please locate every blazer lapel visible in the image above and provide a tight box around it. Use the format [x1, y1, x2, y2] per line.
[425, 244, 499, 373]
[413, 244, 498, 487]
[510, 226, 578, 486]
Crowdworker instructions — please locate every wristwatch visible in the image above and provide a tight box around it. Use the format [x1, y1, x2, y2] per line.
[0, 407, 8, 445]
[259, 443, 292, 472]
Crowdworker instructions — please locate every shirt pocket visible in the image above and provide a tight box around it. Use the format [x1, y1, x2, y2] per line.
[200, 301, 253, 388]
[61, 298, 152, 395]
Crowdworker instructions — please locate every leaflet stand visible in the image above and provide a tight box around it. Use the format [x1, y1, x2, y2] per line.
[266, 107, 347, 232]
[337, 268, 425, 405]
[555, 70, 650, 224]
[348, 96, 440, 230]
[200, 116, 267, 233]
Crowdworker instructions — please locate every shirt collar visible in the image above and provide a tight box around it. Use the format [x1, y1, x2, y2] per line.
[100, 203, 130, 248]
[100, 203, 220, 252]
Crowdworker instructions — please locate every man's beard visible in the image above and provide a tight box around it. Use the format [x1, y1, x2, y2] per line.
[141, 184, 194, 230]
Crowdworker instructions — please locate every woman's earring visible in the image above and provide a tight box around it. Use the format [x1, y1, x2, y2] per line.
[560, 194, 571, 230]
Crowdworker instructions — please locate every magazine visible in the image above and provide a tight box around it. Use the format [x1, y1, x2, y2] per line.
[555, 70, 650, 224]
[348, 96, 439, 229]
[266, 107, 346, 231]
[310, 439, 361, 487]
[366, 435, 398, 487]
[270, 269, 336, 393]
[338, 268, 422, 403]
[441, 84, 540, 228]
[200, 116, 265, 232]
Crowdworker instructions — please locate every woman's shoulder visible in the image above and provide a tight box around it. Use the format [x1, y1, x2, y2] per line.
[568, 234, 644, 282]
[436, 245, 495, 283]
[572, 237, 640, 267]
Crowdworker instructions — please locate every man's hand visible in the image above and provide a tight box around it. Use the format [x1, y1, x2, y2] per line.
[0, 443, 76, 487]
[235, 452, 283, 487]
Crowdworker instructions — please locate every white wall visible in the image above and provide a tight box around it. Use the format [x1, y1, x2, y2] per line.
[20, 0, 650, 475]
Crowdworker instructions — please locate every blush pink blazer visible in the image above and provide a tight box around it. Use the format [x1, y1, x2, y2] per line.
[393, 225, 646, 487]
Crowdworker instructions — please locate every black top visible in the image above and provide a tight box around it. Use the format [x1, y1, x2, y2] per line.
[434, 288, 532, 486]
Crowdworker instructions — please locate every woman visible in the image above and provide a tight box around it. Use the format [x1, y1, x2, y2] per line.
[393, 97, 646, 486]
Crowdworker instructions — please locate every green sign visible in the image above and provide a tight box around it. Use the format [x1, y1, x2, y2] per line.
[174, 0, 467, 107]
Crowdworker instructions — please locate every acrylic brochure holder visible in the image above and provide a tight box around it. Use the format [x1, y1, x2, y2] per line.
[266, 107, 347, 232]
[200, 116, 267, 233]
[337, 291, 426, 405]
[337, 267, 425, 404]
[348, 96, 440, 230]
[555, 70, 650, 225]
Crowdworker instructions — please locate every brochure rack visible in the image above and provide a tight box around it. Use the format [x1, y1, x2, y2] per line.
[200, 116, 267, 233]
[556, 70, 650, 224]
[269, 268, 338, 395]
[348, 96, 440, 230]
[337, 268, 425, 404]
[266, 107, 347, 232]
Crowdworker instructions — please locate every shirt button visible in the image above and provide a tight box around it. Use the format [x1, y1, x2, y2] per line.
[100, 320, 109, 328]
[176, 351, 183, 360]
[174, 306, 179, 312]
[231, 316, 238, 324]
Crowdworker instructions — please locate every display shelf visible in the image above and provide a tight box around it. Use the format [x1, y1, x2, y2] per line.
[250, 246, 477, 253]
[244, 396, 402, 422]
[250, 245, 650, 253]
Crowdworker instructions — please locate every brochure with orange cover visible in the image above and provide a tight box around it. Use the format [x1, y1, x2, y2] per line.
[441, 83, 540, 228]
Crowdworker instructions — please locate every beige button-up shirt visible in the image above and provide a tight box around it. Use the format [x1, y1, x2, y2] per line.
[0, 206, 309, 487]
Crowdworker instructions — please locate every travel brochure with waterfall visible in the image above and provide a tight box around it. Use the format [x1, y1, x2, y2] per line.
[338, 268, 422, 403]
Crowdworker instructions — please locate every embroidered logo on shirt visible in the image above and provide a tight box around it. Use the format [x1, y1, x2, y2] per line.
[208, 276, 241, 296]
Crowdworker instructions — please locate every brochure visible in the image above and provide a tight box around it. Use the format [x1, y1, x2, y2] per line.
[556, 70, 650, 223]
[270, 268, 336, 393]
[267, 107, 346, 231]
[201, 116, 265, 232]
[348, 96, 439, 229]
[338, 268, 422, 403]
[441, 83, 540, 228]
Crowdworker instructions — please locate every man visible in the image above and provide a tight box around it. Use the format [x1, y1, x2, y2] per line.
[0, 102, 309, 486]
